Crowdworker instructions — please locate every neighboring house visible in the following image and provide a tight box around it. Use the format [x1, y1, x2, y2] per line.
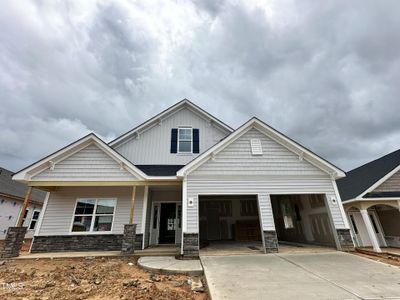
[0, 167, 46, 239]
[337, 150, 400, 252]
[12, 100, 353, 255]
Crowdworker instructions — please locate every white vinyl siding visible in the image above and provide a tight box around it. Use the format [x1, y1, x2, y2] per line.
[0, 197, 41, 239]
[33, 144, 139, 181]
[114, 107, 229, 165]
[192, 128, 327, 176]
[185, 128, 346, 233]
[38, 186, 145, 236]
[373, 169, 400, 192]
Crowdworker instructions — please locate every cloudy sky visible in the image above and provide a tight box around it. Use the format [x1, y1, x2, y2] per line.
[1, 0, 400, 172]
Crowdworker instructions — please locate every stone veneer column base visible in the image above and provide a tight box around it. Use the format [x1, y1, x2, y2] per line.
[1, 227, 27, 258]
[336, 229, 355, 251]
[182, 233, 199, 257]
[263, 230, 279, 253]
[121, 224, 137, 254]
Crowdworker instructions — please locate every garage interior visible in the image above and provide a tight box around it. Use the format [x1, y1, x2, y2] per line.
[271, 194, 336, 248]
[199, 195, 263, 254]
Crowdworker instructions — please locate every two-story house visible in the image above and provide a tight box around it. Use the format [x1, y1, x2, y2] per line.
[12, 100, 353, 256]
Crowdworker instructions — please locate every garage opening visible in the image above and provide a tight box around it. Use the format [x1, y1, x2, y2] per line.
[199, 195, 263, 255]
[270, 194, 336, 250]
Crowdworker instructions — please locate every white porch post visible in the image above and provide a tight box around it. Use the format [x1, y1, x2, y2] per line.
[141, 185, 149, 249]
[360, 208, 381, 252]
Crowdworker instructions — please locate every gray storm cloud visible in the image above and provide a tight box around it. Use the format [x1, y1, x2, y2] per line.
[1, 0, 399, 171]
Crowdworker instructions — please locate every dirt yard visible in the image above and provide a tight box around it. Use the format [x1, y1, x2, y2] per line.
[0, 256, 208, 300]
[353, 251, 400, 267]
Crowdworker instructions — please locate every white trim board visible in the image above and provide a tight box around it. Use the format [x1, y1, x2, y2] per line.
[355, 164, 400, 199]
[177, 118, 345, 179]
[12, 134, 148, 183]
[109, 99, 233, 147]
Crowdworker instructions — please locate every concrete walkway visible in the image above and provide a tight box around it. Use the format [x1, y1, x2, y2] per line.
[201, 252, 400, 300]
[138, 256, 203, 276]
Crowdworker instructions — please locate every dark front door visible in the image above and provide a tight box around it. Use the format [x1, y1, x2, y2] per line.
[159, 203, 176, 244]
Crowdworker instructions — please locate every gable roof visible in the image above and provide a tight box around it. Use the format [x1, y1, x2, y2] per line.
[177, 117, 345, 179]
[12, 133, 148, 182]
[336, 149, 400, 201]
[109, 99, 233, 147]
[0, 167, 46, 203]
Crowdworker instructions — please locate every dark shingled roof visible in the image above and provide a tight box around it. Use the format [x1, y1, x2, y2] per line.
[136, 165, 184, 176]
[0, 167, 46, 203]
[336, 149, 400, 201]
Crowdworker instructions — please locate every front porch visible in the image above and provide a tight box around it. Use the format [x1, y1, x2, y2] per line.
[345, 199, 400, 252]
[5, 181, 184, 257]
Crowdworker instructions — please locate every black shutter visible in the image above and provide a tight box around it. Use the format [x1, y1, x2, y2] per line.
[193, 129, 199, 153]
[170, 128, 178, 153]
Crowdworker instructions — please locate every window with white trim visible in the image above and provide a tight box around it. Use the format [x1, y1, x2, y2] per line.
[178, 128, 192, 153]
[71, 199, 116, 232]
[29, 210, 40, 230]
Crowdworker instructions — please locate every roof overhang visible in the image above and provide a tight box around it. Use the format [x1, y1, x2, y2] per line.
[12, 133, 149, 183]
[354, 164, 400, 199]
[177, 117, 346, 179]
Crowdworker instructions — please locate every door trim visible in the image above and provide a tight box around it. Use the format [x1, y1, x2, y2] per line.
[149, 201, 181, 246]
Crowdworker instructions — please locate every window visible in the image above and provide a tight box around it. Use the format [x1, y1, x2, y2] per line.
[219, 201, 232, 217]
[281, 202, 294, 229]
[240, 200, 258, 216]
[153, 205, 158, 229]
[177, 205, 182, 228]
[178, 128, 192, 153]
[22, 209, 29, 225]
[350, 214, 358, 234]
[29, 210, 40, 230]
[71, 199, 116, 233]
[369, 214, 380, 234]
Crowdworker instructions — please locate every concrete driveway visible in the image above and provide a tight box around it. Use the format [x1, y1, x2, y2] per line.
[201, 252, 400, 300]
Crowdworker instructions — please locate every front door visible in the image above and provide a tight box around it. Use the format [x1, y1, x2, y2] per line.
[159, 203, 177, 244]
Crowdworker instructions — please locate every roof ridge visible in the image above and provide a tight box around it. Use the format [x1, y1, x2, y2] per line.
[108, 99, 233, 146]
[346, 148, 400, 174]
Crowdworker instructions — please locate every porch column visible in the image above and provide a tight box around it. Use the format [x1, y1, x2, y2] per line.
[121, 186, 137, 254]
[129, 186, 137, 224]
[17, 186, 32, 226]
[360, 208, 381, 252]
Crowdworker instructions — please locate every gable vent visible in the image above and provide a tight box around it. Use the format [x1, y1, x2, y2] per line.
[250, 138, 263, 155]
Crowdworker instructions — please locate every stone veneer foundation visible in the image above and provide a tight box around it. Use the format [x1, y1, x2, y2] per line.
[336, 229, 355, 251]
[182, 233, 199, 257]
[263, 230, 279, 253]
[0, 227, 27, 258]
[121, 224, 137, 254]
[31, 233, 143, 253]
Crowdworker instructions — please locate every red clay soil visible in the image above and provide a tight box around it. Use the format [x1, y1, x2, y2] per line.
[0, 256, 208, 300]
[353, 251, 400, 267]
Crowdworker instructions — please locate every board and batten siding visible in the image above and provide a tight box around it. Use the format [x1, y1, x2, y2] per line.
[38, 186, 145, 236]
[373, 169, 400, 192]
[185, 128, 346, 233]
[114, 107, 229, 165]
[33, 144, 138, 181]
